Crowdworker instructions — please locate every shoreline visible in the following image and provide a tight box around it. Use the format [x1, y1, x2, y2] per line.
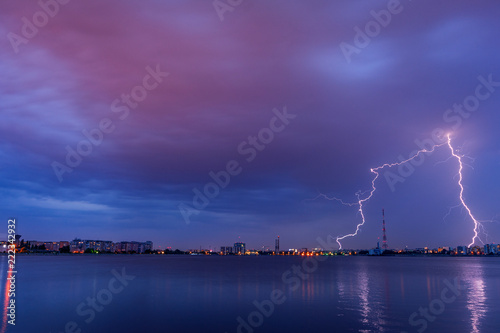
[1, 252, 499, 258]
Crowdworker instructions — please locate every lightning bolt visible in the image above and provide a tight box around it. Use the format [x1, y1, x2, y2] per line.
[328, 141, 447, 249]
[446, 133, 481, 247]
[315, 133, 488, 250]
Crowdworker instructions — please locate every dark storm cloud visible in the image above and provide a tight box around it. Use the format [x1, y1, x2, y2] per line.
[1, 0, 499, 249]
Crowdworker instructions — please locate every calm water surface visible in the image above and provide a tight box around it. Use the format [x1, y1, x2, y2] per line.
[0, 255, 499, 333]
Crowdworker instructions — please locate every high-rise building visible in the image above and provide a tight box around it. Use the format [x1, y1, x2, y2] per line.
[234, 242, 246, 255]
[275, 236, 280, 253]
[15, 235, 22, 247]
[484, 244, 498, 254]
[220, 246, 233, 255]
[456, 246, 468, 255]
[139, 241, 153, 253]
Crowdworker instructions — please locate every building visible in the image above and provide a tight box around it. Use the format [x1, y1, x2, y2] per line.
[456, 246, 468, 255]
[68, 239, 152, 253]
[115, 241, 153, 253]
[70, 239, 86, 253]
[484, 244, 498, 254]
[220, 246, 233, 255]
[44, 242, 61, 251]
[470, 246, 483, 255]
[234, 242, 246, 255]
[115, 241, 139, 253]
[23, 240, 69, 252]
[139, 241, 153, 253]
[368, 241, 382, 256]
[15, 235, 22, 247]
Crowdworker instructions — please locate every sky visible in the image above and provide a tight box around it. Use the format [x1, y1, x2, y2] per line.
[1, 0, 500, 251]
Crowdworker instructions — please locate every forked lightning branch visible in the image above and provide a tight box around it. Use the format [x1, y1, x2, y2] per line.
[317, 134, 485, 249]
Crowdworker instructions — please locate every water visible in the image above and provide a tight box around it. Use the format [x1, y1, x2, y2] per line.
[1, 255, 499, 333]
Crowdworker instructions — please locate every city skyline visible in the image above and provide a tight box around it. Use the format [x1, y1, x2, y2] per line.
[6, 231, 498, 253]
[5, 235, 499, 255]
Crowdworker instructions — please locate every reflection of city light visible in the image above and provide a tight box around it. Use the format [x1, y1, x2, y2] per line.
[464, 267, 487, 333]
[358, 270, 370, 325]
[1, 269, 14, 333]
